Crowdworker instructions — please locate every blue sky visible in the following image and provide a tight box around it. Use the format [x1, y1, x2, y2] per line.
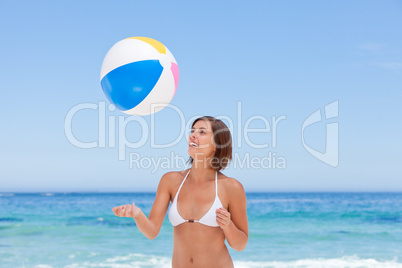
[0, 1, 401, 192]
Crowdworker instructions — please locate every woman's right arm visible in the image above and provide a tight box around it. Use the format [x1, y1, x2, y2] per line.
[112, 172, 174, 240]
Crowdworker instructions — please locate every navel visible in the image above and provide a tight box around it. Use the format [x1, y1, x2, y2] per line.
[189, 257, 193, 264]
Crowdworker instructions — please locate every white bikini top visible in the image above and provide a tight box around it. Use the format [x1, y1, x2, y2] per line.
[168, 169, 223, 227]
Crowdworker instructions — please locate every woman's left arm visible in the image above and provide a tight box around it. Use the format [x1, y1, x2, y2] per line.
[216, 178, 248, 252]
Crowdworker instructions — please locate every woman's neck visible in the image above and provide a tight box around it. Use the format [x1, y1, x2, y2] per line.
[189, 162, 216, 183]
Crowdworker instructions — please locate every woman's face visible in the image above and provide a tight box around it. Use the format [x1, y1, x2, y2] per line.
[188, 120, 216, 162]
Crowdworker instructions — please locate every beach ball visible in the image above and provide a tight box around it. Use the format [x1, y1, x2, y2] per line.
[100, 37, 179, 115]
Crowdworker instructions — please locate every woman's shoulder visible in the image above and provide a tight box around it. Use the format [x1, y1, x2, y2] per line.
[218, 172, 245, 194]
[218, 173, 246, 208]
[158, 170, 190, 197]
[159, 169, 189, 186]
[161, 169, 189, 179]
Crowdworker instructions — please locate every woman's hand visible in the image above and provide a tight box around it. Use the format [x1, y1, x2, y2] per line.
[216, 207, 231, 230]
[112, 203, 141, 218]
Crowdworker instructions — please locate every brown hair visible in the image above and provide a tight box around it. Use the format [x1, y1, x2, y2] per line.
[186, 116, 232, 171]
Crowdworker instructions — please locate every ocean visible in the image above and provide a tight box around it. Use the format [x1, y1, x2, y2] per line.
[1, 192, 402, 268]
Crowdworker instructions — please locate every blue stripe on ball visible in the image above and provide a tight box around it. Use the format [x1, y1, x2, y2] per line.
[101, 60, 163, 111]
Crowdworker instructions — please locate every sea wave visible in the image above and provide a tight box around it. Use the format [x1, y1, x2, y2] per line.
[0, 193, 14, 197]
[40, 193, 55, 196]
[248, 198, 323, 204]
[0, 217, 23, 222]
[235, 255, 401, 268]
[31, 254, 402, 268]
[66, 216, 135, 227]
[63, 253, 171, 268]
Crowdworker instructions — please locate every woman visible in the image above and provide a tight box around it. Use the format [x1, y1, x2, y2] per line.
[112, 116, 248, 267]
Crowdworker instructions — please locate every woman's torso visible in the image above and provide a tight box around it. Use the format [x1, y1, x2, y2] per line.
[168, 169, 234, 268]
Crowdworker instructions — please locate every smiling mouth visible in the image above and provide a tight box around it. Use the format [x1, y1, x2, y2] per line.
[189, 142, 198, 148]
